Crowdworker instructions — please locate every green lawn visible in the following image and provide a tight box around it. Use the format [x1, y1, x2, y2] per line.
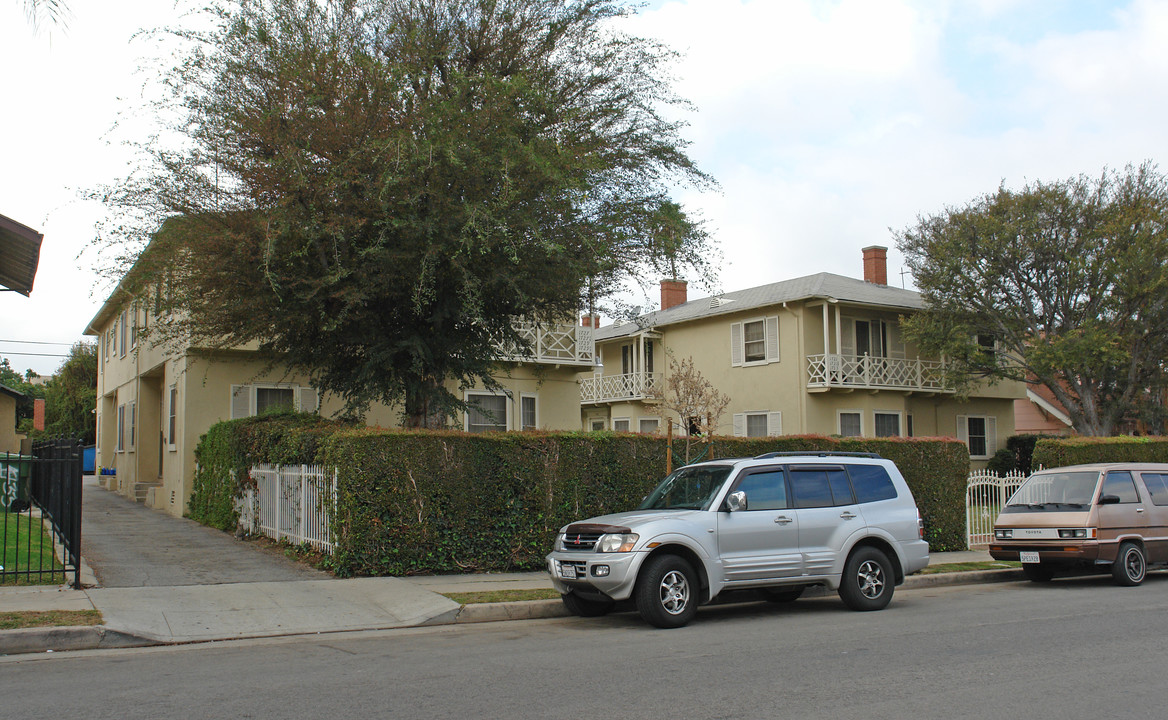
[1, 512, 66, 585]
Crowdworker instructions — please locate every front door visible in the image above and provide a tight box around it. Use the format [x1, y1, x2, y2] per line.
[718, 467, 802, 582]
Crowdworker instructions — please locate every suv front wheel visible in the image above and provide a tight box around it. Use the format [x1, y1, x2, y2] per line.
[635, 554, 699, 628]
[838, 546, 894, 612]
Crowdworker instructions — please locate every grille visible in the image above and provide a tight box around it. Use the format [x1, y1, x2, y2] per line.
[562, 531, 603, 551]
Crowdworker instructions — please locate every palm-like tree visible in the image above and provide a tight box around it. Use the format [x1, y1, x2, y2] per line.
[20, 0, 69, 33]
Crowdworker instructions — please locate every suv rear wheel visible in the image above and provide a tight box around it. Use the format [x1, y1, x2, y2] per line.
[635, 554, 699, 628]
[838, 547, 894, 612]
[561, 592, 615, 617]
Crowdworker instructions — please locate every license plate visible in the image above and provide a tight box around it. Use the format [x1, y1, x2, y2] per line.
[1020, 551, 1040, 564]
[559, 563, 578, 579]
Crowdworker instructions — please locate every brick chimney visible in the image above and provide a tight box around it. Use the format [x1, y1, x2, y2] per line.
[862, 246, 888, 285]
[660, 279, 688, 310]
[580, 314, 600, 328]
[33, 398, 45, 432]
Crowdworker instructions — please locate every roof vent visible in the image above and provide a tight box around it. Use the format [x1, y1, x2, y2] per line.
[710, 296, 733, 309]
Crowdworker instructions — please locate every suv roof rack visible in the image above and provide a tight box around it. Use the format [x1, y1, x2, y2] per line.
[753, 451, 883, 460]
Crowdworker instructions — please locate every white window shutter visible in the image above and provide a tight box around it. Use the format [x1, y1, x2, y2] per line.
[986, 416, 998, 456]
[767, 412, 782, 436]
[730, 323, 744, 366]
[765, 316, 780, 362]
[956, 416, 968, 444]
[299, 387, 319, 413]
[231, 385, 251, 419]
[733, 413, 745, 437]
[841, 317, 855, 357]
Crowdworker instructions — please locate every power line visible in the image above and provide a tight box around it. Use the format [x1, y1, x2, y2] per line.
[0, 339, 78, 346]
[0, 351, 70, 358]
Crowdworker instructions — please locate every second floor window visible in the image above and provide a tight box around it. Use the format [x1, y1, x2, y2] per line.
[731, 316, 780, 366]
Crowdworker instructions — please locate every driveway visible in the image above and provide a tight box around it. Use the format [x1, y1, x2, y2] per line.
[80, 477, 328, 588]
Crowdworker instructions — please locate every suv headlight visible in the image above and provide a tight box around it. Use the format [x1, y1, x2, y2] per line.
[994, 528, 1013, 540]
[597, 533, 640, 553]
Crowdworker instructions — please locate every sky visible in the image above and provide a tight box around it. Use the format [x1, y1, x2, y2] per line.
[2, 0, 1167, 376]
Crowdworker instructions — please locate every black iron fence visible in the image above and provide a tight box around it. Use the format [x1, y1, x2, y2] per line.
[1, 439, 84, 588]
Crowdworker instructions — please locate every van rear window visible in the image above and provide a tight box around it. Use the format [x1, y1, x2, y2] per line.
[1141, 473, 1168, 506]
[848, 465, 898, 504]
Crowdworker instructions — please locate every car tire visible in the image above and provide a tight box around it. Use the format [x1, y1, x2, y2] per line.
[561, 592, 615, 617]
[762, 585, 805, 603]
[838, 546, 894, 612]
[1022, 563, 1055, 583]
[1112, 542, 1146, 587]
[635, 554, 699, 628]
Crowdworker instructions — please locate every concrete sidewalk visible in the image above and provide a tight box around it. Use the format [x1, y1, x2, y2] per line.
[0, 550, 1019, 656]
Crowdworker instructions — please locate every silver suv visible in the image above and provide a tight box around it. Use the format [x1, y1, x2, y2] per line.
[546, 452, 929, 628]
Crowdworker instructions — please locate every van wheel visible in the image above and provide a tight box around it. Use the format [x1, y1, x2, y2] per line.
[838, 547, 894, 611]
[561, 592, 614, 617]
[635, 555, 698, 628]
[1022, 563, 1055, 583]
[1112, 542, 1146, 586]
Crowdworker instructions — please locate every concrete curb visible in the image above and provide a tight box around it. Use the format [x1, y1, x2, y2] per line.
[903, 568, 1026, 589]
[0, 625, 153, 656]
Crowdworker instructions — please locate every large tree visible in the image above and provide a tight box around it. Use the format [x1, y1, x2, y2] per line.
[40, 343, 98, 443]
[97, 0, 715, 425]
[897, 162, 1168, 436]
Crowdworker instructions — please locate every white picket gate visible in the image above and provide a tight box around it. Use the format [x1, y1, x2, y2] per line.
[966, 469, 1029, 548]
[237, 463, 336, 553]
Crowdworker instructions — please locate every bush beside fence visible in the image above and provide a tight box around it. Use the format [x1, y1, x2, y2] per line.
[1033, 435, 1168, 468]
[189, 416, 971, 575]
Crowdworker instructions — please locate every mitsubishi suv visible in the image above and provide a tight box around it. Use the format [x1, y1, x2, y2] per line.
[546, 452, 929, 628]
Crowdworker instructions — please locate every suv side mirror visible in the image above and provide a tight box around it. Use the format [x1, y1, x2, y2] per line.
[1098, 494, 1121, 505]
[725, 490, 747, 512]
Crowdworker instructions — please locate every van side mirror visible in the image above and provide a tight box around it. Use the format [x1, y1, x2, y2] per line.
[1098, 494, 1120, 505]
[725, 490, 747, 512]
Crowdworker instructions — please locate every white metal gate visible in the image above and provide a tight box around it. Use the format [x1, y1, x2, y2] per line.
[237, 463, 336, 552]
[966, 469, 1028, 548]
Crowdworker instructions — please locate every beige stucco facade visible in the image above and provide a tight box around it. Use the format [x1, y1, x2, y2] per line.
[0, 388, 24, 453]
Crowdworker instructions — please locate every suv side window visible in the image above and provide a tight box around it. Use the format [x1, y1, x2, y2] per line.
[1141, 473, 1168, 506]
[1101, 471, 1139, 503]
[827, 467, 855, 505]
[734, 468, 788, 511]
[789, 467, 835, 509]
[848, 464, 898, 503]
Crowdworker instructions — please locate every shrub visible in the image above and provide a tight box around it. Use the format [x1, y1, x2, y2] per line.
[1033, 435, 1168, 469]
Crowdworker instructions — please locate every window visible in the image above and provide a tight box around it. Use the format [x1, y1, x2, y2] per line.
[874, 412, 900, 438]
[957, 415, 996, 459]
[734, 469, 788, 511]
[128, 401, 136, 451]
[119, 311, 127, 357]
[116, 404, 125, 452]
[1101, 471, 1139, 503]
[130, 302, 139, 349]
[839, 411, 862, 437]
[789, 468, 835, 509]
[730, 316, 780, 366]
[466, 392, 507, 432]
[520, 395, 537, 431]
[613, 418, 631, 432]
[1141, 473, 1168, 506]
[733, 411, 781, 437]
[639, 418, 660, 434]
[589, 419, 606, 431]
[906, 414, 914, 438]
[230, 384, 318, 419]
[167, 385, 177, 450]
[849, 464, 898, 503]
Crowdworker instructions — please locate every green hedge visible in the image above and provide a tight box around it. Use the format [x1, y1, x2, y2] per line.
[1033, 435, 1168, 469]
[189, 417, 971, 575]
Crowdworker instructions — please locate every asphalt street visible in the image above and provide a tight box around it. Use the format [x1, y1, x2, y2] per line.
[4, 574, 1168, 719]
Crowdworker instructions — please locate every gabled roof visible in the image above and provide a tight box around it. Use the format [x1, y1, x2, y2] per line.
[0, 213, 44, 296]
[0, 383, 26, 401]
[597, 272, 923, 340]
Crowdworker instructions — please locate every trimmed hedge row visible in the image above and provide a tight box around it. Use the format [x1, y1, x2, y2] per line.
[188, 416, 972, 575]
[1033, 435, 1168, 469]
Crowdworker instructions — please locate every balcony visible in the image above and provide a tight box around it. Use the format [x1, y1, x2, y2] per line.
[579, 372, 662, 405]
[496, 321, 595, 367]
[806, 353, 953, 394]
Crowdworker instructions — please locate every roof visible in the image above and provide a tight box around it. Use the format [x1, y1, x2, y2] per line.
[597, 272, 923, 340]
[0, 384, 26, 401]
[0, 213, 44, 296]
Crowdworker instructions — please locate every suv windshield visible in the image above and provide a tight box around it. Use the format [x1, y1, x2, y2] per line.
[1003, 471, 1100, 511]
[638, 465, 733, 511]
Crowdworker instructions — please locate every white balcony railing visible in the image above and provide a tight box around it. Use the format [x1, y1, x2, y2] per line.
[806, 353, 953, 393]
[579, 371, 662, 405]
[496, 322, 595, 367]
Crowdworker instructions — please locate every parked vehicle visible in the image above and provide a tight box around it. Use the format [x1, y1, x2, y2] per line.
[989, 463, 1168, 585]
[546, 452, 930, 628]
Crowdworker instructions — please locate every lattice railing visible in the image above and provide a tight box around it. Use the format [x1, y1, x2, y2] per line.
[579, 372, 663, 404]
[497, 322, 594, 366]
[806, 353, 951, 392]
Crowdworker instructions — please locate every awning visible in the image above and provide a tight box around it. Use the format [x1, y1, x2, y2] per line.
[0, 213, 44, 296]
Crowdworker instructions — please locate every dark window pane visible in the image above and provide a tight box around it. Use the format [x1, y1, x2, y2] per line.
[735, 469, 788, 510]
[790, 470, 834, 509]
[849, 465, 898, 503]
[1102, 471, 1139, 503]
[827, 469, 854, 505]
[874, 413, 899, 437]
[1142, 473, 1168, 506]
[256, 387, 294, 415]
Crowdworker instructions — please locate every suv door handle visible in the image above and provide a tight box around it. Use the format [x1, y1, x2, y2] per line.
[839, 511, 857, 520]
[774, 516, 793, 525]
